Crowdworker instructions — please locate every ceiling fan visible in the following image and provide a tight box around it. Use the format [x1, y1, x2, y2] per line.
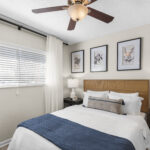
[32, 0, 114, 31]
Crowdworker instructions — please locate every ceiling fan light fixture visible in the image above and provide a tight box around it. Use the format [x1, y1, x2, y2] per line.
[68, 4, 88, 21]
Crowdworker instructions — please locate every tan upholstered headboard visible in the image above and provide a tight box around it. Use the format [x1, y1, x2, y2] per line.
[84, 80, 149, 113]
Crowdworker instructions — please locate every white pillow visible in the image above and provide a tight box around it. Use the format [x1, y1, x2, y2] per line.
[110, 91, 144, 102]
[110, 91, 139, 97]
[83, 91, 108, 107]
[109, 91, 144, 101]
[138, 97, 144, 101]
[108, 94, 142, 115]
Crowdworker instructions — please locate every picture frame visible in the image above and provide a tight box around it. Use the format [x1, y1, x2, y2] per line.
[90, 45, 108, 72]
[117, 38, 141, 71]
[71, 50, 84, 73]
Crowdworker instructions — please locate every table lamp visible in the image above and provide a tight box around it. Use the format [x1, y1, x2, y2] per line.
[67, 78, 79, 101]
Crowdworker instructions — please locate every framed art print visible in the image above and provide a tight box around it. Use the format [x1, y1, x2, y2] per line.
[90, 45, 108, 72]
[71, 50, 84, 73]
[117, 38, 141, 71]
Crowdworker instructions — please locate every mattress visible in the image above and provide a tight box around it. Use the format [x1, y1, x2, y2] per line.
[8, 105, 150, 150]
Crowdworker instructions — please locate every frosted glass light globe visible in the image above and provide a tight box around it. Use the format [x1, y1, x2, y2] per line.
[68, 4, 88, 21]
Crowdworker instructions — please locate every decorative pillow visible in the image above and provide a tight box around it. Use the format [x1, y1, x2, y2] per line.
[108, 94, 143, 115]
[87, 96, 124, 114]
[110, 91, 139, 97]
[83, 91, 109, 107]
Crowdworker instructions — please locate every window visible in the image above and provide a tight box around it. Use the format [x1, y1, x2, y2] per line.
[0, 44, 46, 87]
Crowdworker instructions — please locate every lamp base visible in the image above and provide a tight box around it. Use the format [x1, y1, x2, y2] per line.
[70, 88, 77, 101]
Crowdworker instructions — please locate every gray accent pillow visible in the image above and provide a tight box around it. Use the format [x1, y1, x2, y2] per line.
[87, 96, 125, 114]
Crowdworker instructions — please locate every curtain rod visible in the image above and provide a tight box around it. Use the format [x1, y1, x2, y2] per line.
[0, 17, 68, 46]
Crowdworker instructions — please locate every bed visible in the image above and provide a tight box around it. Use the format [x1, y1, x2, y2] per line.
[8, 80, 150, 150]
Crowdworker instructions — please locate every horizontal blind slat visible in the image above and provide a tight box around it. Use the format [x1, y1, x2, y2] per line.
[0, 45, 45, 87]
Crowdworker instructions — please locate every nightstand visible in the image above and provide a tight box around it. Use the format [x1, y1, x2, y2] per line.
[64, 97, 83, 108]
[147, 111, 150, 128]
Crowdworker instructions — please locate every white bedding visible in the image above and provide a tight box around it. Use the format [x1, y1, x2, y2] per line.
[8, 105, 150, 150]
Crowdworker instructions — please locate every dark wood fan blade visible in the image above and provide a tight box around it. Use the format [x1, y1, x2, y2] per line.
[32, 5, 68, 13]
[67, 19, 76, 30]
[88, 7, 114, 23]
[85, 0, 97, 6]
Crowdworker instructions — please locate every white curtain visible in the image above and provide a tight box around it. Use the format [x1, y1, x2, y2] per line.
[45, 36, 63, 113]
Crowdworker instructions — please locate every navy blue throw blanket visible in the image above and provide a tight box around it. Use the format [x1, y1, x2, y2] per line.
[18, 114, 135, 150]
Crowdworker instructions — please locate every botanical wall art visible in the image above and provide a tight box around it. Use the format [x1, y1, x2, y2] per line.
[71, 50, 84, 73]
[90, 45, 108, 72]
[117, 38, 141, 71]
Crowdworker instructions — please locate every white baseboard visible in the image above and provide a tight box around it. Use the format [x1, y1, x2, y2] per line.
[0, 138, 11, 148]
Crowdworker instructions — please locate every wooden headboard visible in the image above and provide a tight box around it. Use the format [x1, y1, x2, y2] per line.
[84, 80, 149, 113]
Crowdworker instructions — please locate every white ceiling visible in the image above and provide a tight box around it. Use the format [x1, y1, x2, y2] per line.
[0, 0, 150, 45]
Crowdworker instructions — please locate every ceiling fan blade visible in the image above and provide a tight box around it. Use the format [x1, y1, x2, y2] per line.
[68, 19, 76, 30]
[32, 5, 68, 13]
[88, 7, 114, 23]
[85, 0, 97, 6]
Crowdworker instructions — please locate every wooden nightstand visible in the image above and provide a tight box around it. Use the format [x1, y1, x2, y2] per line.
[64, 97, 83, 108]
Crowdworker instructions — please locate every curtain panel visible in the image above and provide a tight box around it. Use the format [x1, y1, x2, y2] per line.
[45, 36, 63, 113]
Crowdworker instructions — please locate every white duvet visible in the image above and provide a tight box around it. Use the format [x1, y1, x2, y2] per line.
[8, 105, 150, 150]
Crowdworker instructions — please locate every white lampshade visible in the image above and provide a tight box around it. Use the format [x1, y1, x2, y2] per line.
[67, 79, 79, 88]
[68, 4, 88, 21]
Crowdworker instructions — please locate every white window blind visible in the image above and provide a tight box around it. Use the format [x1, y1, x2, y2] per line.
[0, 45, 46, 87]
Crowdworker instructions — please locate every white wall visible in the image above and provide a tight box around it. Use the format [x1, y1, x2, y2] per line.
[67, 24, 150, 105]
[0, 22, 46, 141]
